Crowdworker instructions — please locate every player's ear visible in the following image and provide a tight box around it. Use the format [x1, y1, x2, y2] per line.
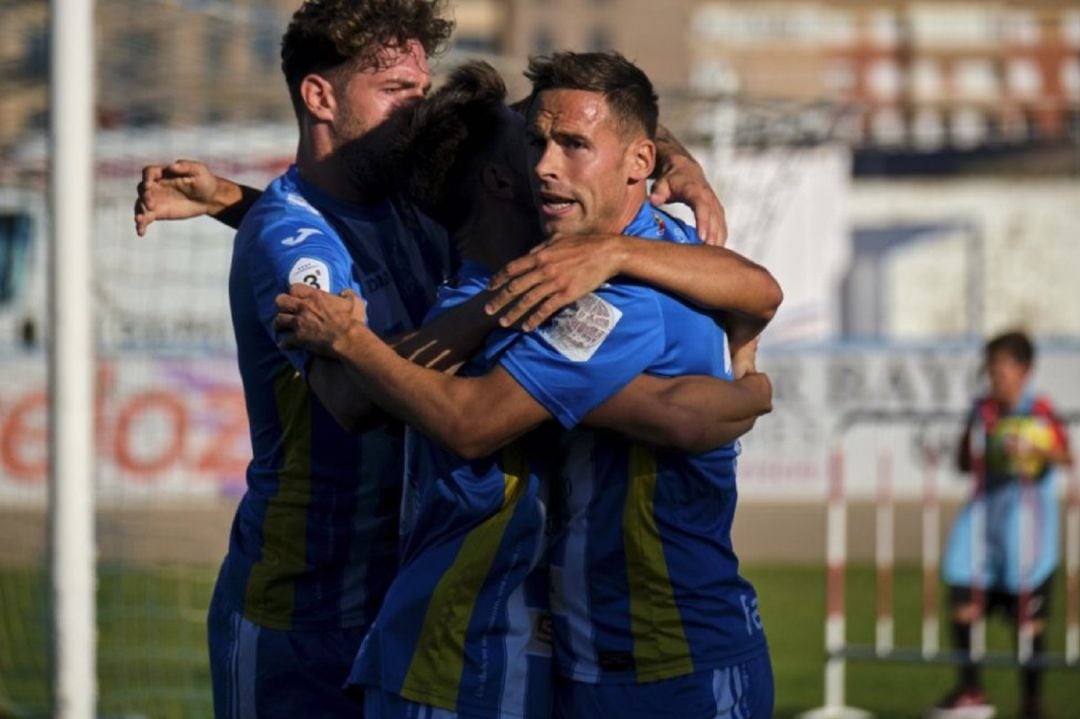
[482, 163, 515, 201]
[300, 73, 337, 123]
[626, 138, 656, 184]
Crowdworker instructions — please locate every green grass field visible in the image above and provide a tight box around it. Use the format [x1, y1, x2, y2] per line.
[1, 564, 1077, 718]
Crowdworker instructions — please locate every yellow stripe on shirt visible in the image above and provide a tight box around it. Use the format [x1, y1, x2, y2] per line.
[243, 366, 313, 630]
[623, 444, 694, 682]
[400, 443, 529, 709]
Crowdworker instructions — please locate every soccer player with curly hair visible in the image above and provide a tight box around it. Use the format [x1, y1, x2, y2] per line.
[205, 3, 459, 717]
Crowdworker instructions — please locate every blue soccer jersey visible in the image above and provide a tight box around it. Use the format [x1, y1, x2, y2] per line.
[347, 263, 554, 719]
[497, 204, 768, 684]
[219, 165, 452, 631]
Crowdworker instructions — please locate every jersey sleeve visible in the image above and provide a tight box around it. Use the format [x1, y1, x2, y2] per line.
[244, 217, 363, 377]
[498, 285, 665, 429]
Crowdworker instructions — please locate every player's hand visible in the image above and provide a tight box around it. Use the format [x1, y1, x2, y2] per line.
[650, 154, 727, 247]
[134, 160, 223, 236]
[485, 234, 623, 331]
[274, 284, 369, 357]
[731, 336, 760, 380]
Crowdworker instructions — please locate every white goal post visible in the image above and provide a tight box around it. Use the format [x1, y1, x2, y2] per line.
[49, 0, 97, 717]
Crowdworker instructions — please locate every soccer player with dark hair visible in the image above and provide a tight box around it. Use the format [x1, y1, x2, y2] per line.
[277, 53, 781, 718]
[522, 51, 775, 719]
[934, 331, 1072, 719]
[207, 2, 461, 716]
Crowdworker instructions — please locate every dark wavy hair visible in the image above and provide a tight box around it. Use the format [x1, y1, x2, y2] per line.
[281, 0, 454, 118]
[363, 61, 511, 230]
[524, 51, 659, 139]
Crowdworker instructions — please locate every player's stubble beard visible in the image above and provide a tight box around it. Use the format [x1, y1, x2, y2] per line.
[534, 149, 642, 241]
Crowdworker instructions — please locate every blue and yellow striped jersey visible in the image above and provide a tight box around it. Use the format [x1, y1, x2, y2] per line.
[501, 204, 768, 683]
[549, 429, 765, 684]
[219, 166, 452, 631]
[347, 263, 554, 718]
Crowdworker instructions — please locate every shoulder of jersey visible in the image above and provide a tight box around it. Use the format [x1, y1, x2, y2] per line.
[240, 180, 337, 251]
[668, 213, 702, 245]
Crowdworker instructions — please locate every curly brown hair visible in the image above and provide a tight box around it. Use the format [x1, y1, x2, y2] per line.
[281, 0, 454, 117]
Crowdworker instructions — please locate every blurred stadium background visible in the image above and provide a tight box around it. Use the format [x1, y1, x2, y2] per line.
[1, 0, 1079, 717]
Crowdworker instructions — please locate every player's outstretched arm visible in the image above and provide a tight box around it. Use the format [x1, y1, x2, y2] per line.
[134, 160, 261, 235]
[653, 124, 726, 246]
[485, 233, 782, 333]
[584, 372, 772, 454]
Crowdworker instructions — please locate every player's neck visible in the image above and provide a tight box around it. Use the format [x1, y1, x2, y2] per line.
[611, 186, 648, 234]
[295, 153, 363, 205]
[453, 225, 519, 272]
[295, 132, 382, 206]
[453, 207, 537, 272]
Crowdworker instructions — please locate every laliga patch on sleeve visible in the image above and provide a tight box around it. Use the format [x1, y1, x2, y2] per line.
[537, 293, 623, 363]
[288, 257, 331, 292]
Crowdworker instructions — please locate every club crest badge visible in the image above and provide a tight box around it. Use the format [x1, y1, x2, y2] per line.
[538, 293, 622, 362]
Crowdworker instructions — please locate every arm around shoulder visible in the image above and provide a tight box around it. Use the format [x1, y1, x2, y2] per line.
[325, 322, 552, 459]
[584, 372, 772, 454]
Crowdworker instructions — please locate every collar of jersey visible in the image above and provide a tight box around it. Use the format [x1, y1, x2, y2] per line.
[621, 201, 666, 241]
[456, 258, 495, 284]
[287, 165, 393, 221]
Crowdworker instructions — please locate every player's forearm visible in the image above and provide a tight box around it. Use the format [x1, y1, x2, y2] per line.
[679, 373, 771, 452]
[584, 398, 756, 455]
[610, 237, 782, 321]
[333, 325, 526, 458]
[584, 372, 771, 453]
[335, 325, 475, 442]
[209, 179, 261, 230]
[697, 372, 772, 418]
[388, 292, 500, 374]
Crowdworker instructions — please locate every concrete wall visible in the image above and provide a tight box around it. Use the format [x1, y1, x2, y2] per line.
[851, 178, 1080, 340]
